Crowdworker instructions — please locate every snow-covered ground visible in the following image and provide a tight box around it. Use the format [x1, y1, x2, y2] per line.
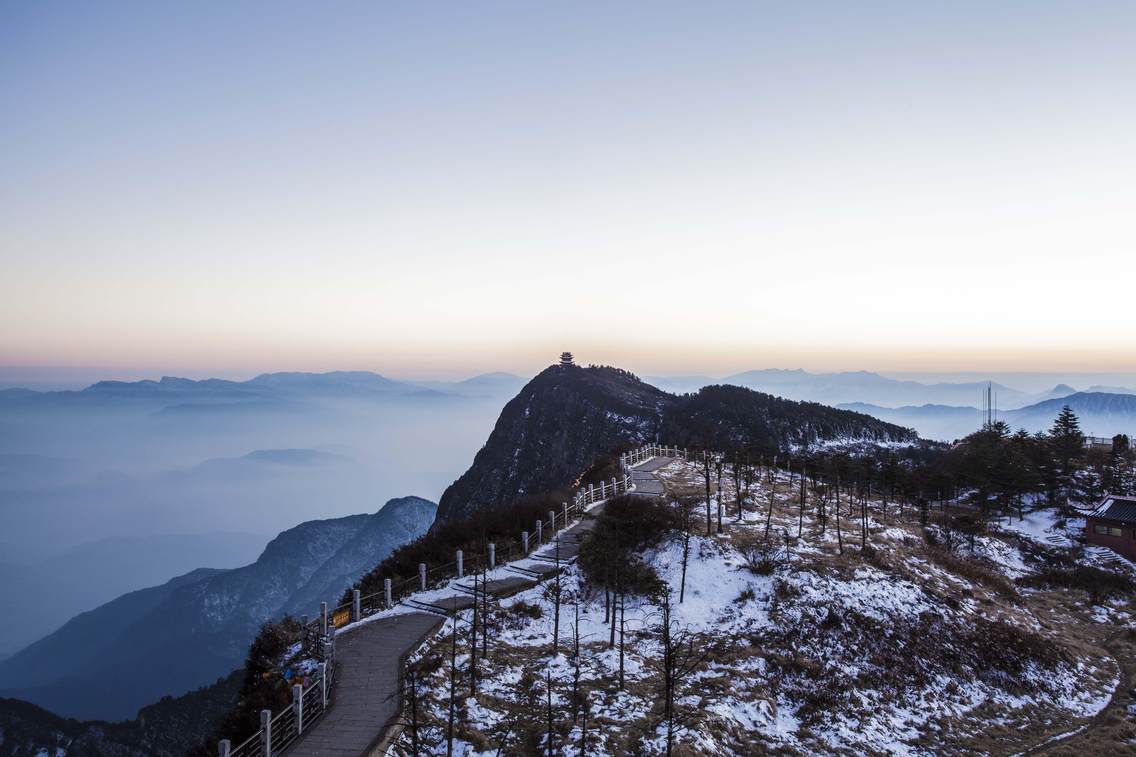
[388, 460, 1128, 756]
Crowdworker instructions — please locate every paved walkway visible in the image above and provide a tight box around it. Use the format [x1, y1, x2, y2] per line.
[288, 455, 672, 756]
[630, 455, 671, 496]
[289, 613, 442, 757]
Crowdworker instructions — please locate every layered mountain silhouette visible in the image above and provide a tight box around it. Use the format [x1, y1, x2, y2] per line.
[841, 391, 1136, 442]
[647, 368, 1032, 409]
[0, 497, 436, 721]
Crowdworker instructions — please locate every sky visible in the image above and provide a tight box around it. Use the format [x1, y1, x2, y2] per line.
[3, 1, 1135, 380]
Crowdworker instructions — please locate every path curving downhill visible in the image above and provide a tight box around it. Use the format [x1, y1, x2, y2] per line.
[288, 455, 672, 756]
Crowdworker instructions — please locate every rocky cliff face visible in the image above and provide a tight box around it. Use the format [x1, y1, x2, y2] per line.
[435, 366, 918, 523]
[435, 365, 672, 522]
[0, 497, 436, 721]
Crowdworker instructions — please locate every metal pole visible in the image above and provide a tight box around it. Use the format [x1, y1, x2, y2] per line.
[320, 602, 328, 636]
[352, 589, 360, 623]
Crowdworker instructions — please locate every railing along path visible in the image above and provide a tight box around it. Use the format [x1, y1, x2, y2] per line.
[219, 446, 680, 757]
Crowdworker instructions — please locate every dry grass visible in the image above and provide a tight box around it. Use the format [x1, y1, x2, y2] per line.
[394, 457, 1135, 755]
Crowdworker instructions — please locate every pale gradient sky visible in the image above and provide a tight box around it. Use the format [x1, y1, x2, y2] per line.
[3, 1, 1135, 379]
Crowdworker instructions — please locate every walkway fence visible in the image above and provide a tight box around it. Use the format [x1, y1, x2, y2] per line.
[219, 608, 336, 757]
[219, 446, 672, 757]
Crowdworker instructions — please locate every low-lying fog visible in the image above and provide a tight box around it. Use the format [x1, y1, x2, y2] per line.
[0, 372, 524, 656]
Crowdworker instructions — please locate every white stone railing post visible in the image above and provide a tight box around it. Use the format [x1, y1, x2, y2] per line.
[589, 483, 595, 501]
[219, 740, 230, 757]
[384, 578, 392, 609]
[562, 501, 568, 525]
[319, 662, 328, 707]
[536, 519, 543, 545]
[488, 543, 496, 570]
[260, 709, 271, 757]
[549, 509, 556, 533]
[522, 531, 529, 553]
[456, 549, 463, 578]
[352, 589, 361, 622]
[320, 602, 328, 637]
[418, 563, 427, 591]
[293, 683, 304, 735]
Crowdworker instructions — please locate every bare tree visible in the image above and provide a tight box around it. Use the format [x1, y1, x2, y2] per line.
[764, 469, 777, 540]
[741, 452, 754, 520]
[469, 572, 479, 695]
[447, 614, 458, 757]
[701, 450, 713, 534]
[731, 453, 744, 521]
[481, 559, 489, 661]
[714, 454, 724, 533]
[657, 589, 713, 757]
[552, 535, 562, 653]
[835, 472, 844, 555]
[618, 585, 627, 690]
[674, 496, 696, 603]
[578, 690, 589, 757]
[797, 465, 807, 539]
[545, 669, 555, 757]
[387, 666, 426, 757]
[407, 668, 423, 757]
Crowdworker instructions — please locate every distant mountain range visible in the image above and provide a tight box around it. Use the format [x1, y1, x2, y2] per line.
[840, 391, 1136, 442]
[0, 370, 530, 413]
[647, 369, 1136, 411]
[0, 496, 436, 721]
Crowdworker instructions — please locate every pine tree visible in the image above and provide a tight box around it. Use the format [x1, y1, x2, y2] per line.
[1049, 405, 1086, 505]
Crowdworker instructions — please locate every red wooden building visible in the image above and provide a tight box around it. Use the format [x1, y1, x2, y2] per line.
[1086, 495, 1136, 560]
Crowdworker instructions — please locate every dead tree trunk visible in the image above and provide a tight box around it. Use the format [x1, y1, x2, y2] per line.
[797, 465, 806, 539]
[552, 536, 561, 653]
[447, 614, 457, 757]
[764, 474, 776, 540]
[835, 474, 844, 555]
[702, 451, 713, 534]
[469, 572, 478, 695]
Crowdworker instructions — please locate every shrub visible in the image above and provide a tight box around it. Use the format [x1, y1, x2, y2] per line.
[577, 494, 670, 596]
[736, 533, 787, 576]
[509, 600, 542, 619]
[1019, 564, 1135, 603]
[348, 488, 574, 604]
[927, 546, 1017, 599]
[191, 617, 304, 755]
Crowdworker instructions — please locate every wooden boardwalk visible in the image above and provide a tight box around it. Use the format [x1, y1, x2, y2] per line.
[289, 456, 672, 756]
